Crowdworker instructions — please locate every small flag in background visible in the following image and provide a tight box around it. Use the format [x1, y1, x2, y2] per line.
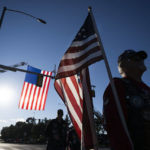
[55, 12, 103, 79]
[19, 65, 52, 110]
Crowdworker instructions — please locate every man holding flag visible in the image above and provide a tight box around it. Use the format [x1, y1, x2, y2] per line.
[103, 50, 150, 150]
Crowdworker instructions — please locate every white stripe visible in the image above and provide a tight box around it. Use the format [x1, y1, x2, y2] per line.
[23, 83, 32, 109]
[32, 86, 40, 110]
[58, 50, 103, 73]
[62, 42, 99, 60]
[36, 86, 42, 110]
[28, 85, 36, 110]
[66, 77, 83, 112]
[75, 75, 83, 100]
[41, 72, 51, 110]
[36, 70, 46, 110]
[70, 34, 97, 47]
[40, 71, 46, 110]
[26, 84, 33, 110]
[19, 82, 28, 108]
[60, 79, 82, 130]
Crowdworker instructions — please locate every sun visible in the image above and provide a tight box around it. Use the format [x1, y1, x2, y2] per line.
[0, 85, 15, 107]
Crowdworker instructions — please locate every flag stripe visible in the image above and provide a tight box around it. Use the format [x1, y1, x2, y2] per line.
[60, 80, 82, 130]
[26, 84, 33, 110]
[63, 38, 99, 56]
[54, 74, 83, 139]
[22, 83, 29, 109]
[42, 72, 52, 110]
[37, 71, 46, 110]
[60, 46, 101, 66]
[28, 85, 36, 110]
[69, 34, 98, 48]
[61, 78, 82, 121]
[19, 66, 52, 111]
[18, 82, 26, 108]
[58, 50, 102, 73]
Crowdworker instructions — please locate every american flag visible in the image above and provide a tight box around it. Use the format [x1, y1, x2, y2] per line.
[55, 12, 102, 150]
[19, 65, 52, 110]
[54, 69, 96, 149]
[55, 12, 103, 79]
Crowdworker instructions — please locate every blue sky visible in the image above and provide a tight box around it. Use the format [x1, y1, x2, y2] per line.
[0, 0, 150, 131]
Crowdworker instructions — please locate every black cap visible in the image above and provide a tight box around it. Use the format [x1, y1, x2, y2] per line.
[118, 49, 147, 64]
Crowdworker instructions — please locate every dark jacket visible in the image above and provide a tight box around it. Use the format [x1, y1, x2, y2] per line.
[103, 78, 150, 150]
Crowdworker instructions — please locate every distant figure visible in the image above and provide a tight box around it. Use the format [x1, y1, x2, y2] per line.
[103, 50, 150, 150]
[46, 109, 67, 150]
[67, 126, 80, 150]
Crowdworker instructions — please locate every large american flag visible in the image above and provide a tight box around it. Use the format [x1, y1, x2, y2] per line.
[55, 12, 102, 150]
[54, 68, 96, 149]
[19, 65, 52, 110]
[55, 12, 103, 79]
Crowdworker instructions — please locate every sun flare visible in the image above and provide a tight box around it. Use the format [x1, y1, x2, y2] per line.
[0, 85, 15, 107]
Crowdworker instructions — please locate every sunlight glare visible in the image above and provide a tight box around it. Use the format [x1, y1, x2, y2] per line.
[0, 85, 15, 107]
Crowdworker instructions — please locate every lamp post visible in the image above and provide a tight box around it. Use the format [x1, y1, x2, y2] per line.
[0, 6, 46, 29]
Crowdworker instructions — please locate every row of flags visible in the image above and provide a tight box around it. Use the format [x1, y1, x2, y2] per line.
[18, 8, 104, 150]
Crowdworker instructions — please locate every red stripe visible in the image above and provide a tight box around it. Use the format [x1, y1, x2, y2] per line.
[61, 78, 82, 122]
[19, 82, 26, 108]
[56, 55, 103, 79]
[30, 86, 37, 110]
[67, 38, 99, 53]
[60, 46, 101, 66]
[43, 72, 52, 110]
[70, 76, 83, 108]
[39, 71, 47, 110]
[21, 83, 29, 109]
[69, 111, 82, 139]
[54, 80, 65, 100]
[26, 84, 33, 110]
[35, 87, 41, 110]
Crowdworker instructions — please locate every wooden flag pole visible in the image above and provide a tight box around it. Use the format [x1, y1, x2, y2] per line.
[81, 68, 99, 150]
[88, 7, 134, 149]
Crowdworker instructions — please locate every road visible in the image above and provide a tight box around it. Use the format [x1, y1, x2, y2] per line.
[0, 143, 110, 150]
[0, 143, 46, 150]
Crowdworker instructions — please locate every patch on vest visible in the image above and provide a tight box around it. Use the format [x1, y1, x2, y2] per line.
[130, 95, 144, 108]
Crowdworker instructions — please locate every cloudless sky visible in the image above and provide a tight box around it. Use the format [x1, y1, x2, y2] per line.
[0, 0, 150, 132]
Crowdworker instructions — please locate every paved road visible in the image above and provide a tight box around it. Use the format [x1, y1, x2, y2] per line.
[0, 143, 110, 150]
[0, 143, 46, 150]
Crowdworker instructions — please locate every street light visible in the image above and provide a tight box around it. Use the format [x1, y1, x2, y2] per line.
[0, 6, 46, 29]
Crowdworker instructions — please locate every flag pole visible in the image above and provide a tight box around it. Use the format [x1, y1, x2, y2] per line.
[81, 68, 99, 150]
[88, 7, 133, 148]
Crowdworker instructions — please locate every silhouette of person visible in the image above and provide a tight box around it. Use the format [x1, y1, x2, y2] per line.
[103, 50, 150, 150]
[46, 109, 67, 150]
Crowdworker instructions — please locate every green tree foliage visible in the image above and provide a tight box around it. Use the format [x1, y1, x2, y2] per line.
[1, 112, 108, 145]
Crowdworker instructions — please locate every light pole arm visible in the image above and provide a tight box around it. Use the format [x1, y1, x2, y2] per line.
[6, 8, 46, 24]
[0, 7, 7, 28]
[0, 64, 55, 79]
[0, 6, 46, 29]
